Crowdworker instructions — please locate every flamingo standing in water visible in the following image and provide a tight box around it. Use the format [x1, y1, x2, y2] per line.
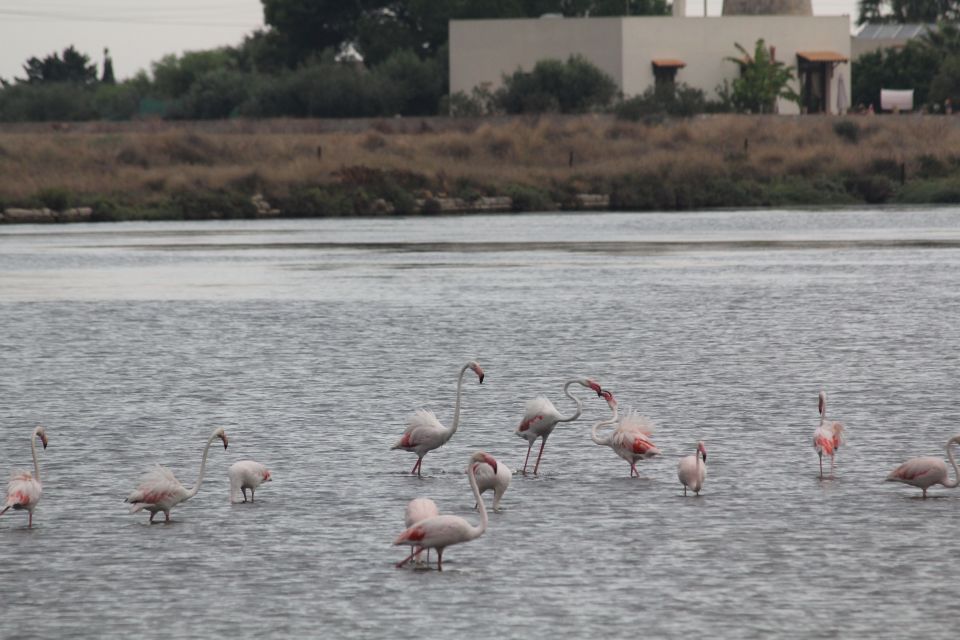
[1, 426, 49, 528]
[394, 451, 494, 571]
[516, 378, 604, 475]
[125, 427, 228, 522]
[228, 460, 271, 503]
[813, 390, 845, 479]
[677, 441, 707, 496]
[886, 434, 960, 498]
[473, 452, 511, 511]
[591, 391, 661, 477]
[392, 360, 484, 477]
[397, 498, 440, 567]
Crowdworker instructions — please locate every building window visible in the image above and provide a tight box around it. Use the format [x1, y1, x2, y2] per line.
[651, 59, 686, 88]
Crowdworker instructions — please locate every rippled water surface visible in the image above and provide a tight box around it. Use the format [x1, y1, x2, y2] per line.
[2, 209, 960, 639]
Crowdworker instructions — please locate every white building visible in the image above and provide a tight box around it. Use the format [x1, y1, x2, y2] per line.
[449, 14, 851, 115]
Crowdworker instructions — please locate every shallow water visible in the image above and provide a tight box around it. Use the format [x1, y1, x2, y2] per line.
[1, 208, 959, 638]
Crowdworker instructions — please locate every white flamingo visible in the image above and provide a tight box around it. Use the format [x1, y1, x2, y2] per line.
[677, 441, 707, 496]
[397, 498, 440, 567]
[125, 427, 228, 522]
[394, 451, 494, 571]
[516, 378, 603, 475]
[813, 390, 845, 479]
[1, 426, 48, 529]
[474, 453, 511, 511]
[886, 435, 960, 498]
[591, 391, 661, 477]
[392, 360, 484, 477]
[229, 460, 272, 503]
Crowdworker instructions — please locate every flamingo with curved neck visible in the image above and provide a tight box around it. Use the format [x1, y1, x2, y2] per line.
[886, 435, 960, 498]
[394, 451, 493, 571]
[392, 360, 484, 477]
[125, 427, 228, 522]
[591, 391, 661, 476]
[1, 426, 49, 528]
[678, 441, 708, 496]
[516, 378, 603, 475]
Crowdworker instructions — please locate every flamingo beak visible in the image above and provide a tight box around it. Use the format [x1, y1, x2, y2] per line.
[40, 434, 48, 449]
[818, 396, 824, 416]
[702, 451, 707, 462]
[587, 380, 603, 397]
[221, 434, 229, 449]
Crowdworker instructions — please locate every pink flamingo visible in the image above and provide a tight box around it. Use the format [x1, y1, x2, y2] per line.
[228, 460, 271, 503]
[516, 378, 603, 475]
[394, 451, 494, 571]
[473, 452, 511, 511]
[397, 498, 440, 567]
[677, 441, 707, 496]
[591, 391, 661, 477]
[391, 361, 484, 478]
[813, 390, 845, 479]
[1, 426, 48, 529]
[886, 434, 960, 498]
[125, 427, 228, 522]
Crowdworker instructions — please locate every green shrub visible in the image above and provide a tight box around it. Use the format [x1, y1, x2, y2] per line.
[846, 175, 896, 204]
[615, 83, 709, 120]
[496, 55, 617, 114]
[504, 184, 552, 212]
[896, 178, 960, 203]
[280, 186, 355, 217]
[33, 187, 72, 210]
[169, 189, 257, 219]
[832, 120, 860, 144]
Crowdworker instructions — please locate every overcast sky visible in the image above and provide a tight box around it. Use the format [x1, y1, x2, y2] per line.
[0, 0, 860, 82]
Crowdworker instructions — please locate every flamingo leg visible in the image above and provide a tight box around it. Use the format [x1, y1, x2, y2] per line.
[396, 549, 418, 568]
[241, 487, 248, 503]
[437, 548, 444, 572]
[818, 452, 823, 480]
[521, 441, 533, 475]
[630, 462, 639, 477]
[164, 511, 171, 523]
[683, 486, 687, 496]
[28, 512, 32, 528]
[149, 511, 156, 523]
[532, 439, 548, 475]
[830, 456, 835, 477]
[250, 488, 255, 503]
[923, 488, 928, 498]
[411, 457, 423, 477]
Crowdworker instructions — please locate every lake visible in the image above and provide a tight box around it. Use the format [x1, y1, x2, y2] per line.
[1, 208, 959, 639]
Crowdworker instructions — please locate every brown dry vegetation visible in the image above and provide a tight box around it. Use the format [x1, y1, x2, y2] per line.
[2, 114, 960, 216]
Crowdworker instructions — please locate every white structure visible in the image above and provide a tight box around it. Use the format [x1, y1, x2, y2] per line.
[450, 15, 851, 115]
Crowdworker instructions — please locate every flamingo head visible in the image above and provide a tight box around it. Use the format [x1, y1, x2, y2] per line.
[468, 361, 484, 384]
[214, 427, 229, 449]
[697, 440, 707, 462]
[582, 379, 603, 397]
[262, 469, 272, 482]
[601, 390, 617, 410]
[469, 451, 497, 474]
[818, 390, 826, 416]
[35, 426, 48, 449]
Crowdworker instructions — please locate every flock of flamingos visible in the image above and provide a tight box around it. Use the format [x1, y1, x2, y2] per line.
[3, 359, 960, 571]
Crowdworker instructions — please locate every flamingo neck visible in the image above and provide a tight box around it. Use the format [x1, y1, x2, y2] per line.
[591, 404, 619, 446]
[556, 380, 585, 423]
[467, 464, 487, 540]
[186, 433, 217, 499]
[31, 428, 41, 482]
[443, 363, 470, 444]
[944, 437, 960, 488]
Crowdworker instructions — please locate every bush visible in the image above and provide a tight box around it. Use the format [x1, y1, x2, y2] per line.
[0, 82, 98, 121]
[845, 175, 896, 204]
[169, 189, 257, 219]
[896, 178, 960, 203]
[496, 55, 618, 114]
[832, 120, 860, 144]
[167, 69, 252, 119]
[615, 83, 709, 120]
[504, 184, 552, 212]
[33, 187, 73, 210]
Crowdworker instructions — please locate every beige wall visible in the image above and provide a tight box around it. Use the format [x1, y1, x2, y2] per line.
[450, 16, 851, 116]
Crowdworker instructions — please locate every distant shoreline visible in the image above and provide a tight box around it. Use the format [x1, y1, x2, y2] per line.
[2, 114, 959, 224]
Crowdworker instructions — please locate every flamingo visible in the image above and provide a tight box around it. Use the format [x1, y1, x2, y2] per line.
[1, 426, 48, 529]
[516, 378, 604, 475]
[397, 498, 440, 567]
[474, 453, 512, 511]
[391, 360, 484, 477]
[678, 441, 707, 496]
[125, 427, 228, 522]
[394, 451, 494, 571]
[886, 434, 960, 498]
[590, 391, 661, 477]
[813, 390, 845, 479]
[228, 460, 272, 503]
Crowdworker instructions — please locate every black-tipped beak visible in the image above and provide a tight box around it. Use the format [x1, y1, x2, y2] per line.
[596, 388, 604, 398]
[478, 373, 484, 384]
[702, 452, 707, 462]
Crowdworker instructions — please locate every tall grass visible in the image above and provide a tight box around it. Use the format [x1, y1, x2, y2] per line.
[2, 114, 960, 211]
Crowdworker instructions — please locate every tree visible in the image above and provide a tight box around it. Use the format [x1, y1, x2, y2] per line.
[261, 0, 388, 65]
[928, 54, 960, 106]
[725, 39, 799, 113]
[20, 46, 98, 84]
[101, 48, 115, 84]
[857, 0, 960, 24]
[851, 41, 939, 108]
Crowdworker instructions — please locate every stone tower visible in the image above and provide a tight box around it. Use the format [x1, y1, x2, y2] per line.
[722, 0, 813, 15]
